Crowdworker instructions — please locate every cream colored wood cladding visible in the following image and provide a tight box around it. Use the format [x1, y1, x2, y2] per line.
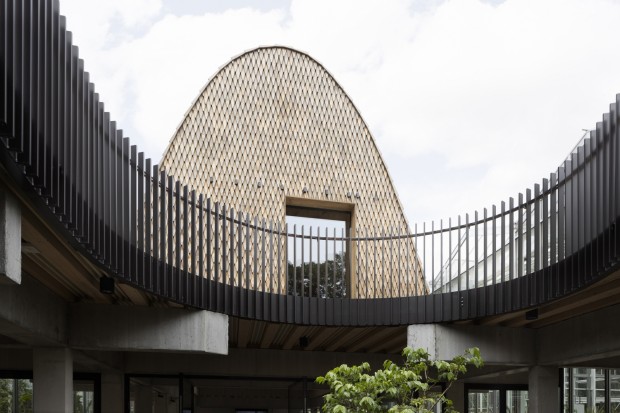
[160, 46, 426, 296]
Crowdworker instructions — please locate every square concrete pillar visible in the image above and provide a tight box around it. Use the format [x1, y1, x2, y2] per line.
[101, 371, 124, 413]
[528, 366, 559, 413]
[135, 384, 153, 413]
[33, 348, 73, 413]
[0, 190, 21, 284]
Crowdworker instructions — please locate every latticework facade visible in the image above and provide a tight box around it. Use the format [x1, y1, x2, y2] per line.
[160, 46, 426, 297]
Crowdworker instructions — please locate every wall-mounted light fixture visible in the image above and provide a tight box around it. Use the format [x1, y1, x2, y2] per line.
[100, 277, 115, 295]
[299, 336, 309, 349]
[525, 308, 539, 320]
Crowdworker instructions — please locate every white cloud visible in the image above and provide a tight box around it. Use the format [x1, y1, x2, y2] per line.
[59, 0, 620, 225]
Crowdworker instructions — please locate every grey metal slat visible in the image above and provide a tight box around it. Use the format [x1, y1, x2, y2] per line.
[167, 175, 174, 297]
[465, 214, 470, 291]
[76, 60, 86, 235]
[293, 224, 297, 295]
[130, 145, 138, 283]
[152, 164, 160, 293]
[558, 165, 566, 265]
[122, 137, 130, 278]
[159, 170, 167, 294]
[457, 216, 461, 292]
[474, 211, 480, 288]
[222, 205, 227, 309]
[483, 209, 487, 287]
[236, 211, 242, 313]
[0, 0, 8, 135]
[174, 179, 182, 299]
[183, 185, 189, 303]
[261, 220, 267, 315]
[501, 201, 506, 284]
[11, 0, 23, 154]
[207, 199, 213, 310]
[517, 194, 524, 278]
[447, 219, 451, 293]
[191, 190, 197, 306]
[253, 217, 259, 314]
[614, 96, 620, 259]
[534, 184, 541, 272]
[309, 226, 313, 297]
[198, 193, 204, 307]
[34, 0, 47, 186]
[214, 202, 220, 310]
[526, 189, 532, 277]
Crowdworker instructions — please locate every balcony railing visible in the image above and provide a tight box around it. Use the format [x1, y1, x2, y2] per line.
[1, 0, 619, 325]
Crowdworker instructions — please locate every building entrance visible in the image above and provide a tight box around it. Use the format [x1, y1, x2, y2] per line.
[126, 374, 327, 413]
[465, 384, 528, 413]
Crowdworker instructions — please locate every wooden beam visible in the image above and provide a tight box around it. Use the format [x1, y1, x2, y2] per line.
[21, 255, 75, 301]
[259, 323, 280, 349]
[366, 331, 407, 354]
[282, 326, 309, 350]
[305, 327, 341, 351]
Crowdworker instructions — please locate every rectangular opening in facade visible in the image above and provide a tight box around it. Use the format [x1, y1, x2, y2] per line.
[285, 198, 354, 298]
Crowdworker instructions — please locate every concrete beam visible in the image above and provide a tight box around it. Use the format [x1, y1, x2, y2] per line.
[125, 348, 400, 377]
[0, 189, 21, 284]
[537, 303, 620, 365]
[69, 303, 228, 354]
[0, 273, 68, 345]
[407, 324, 536, 365]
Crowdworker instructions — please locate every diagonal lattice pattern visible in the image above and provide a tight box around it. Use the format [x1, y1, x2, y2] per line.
[160, 46, 425, 296]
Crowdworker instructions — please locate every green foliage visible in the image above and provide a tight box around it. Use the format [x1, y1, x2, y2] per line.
[0, 379, 12, 413]
[18, 379, 33, 413]
[316, 347, 483, 413]
[288, 252, 347, 298]
[0, 379, 33, 413]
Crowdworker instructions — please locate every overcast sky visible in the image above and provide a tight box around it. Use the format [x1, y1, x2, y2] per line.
[59, 0, 620, 226]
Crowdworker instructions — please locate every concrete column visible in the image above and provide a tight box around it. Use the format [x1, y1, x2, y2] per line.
[135, 384, 153, 413]
[528, 366, 559, 413]
[153, 392, 166, 413]
[0, 189, 20, 284]
[33, 348, 73, 413]
[101, 371, 124, 413]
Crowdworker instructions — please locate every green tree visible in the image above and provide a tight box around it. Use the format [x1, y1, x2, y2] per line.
[287, 252, 347, 298]
[316, 347, 483, 413]
[0, 378, 13, 413]
[18, 379, 33, 413]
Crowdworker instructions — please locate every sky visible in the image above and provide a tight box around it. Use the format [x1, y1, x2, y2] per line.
[59, 0, 620, 226]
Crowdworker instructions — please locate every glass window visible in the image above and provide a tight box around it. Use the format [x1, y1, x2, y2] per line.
[572, 368, 605, 413]
[0, 378, 33, 413]
[468, 389, 500, 413]
[610, 369, 620, 413]
[74, 379, 95, 413]
[0, 378, 15, 412]
[506, 389, 528, 413]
